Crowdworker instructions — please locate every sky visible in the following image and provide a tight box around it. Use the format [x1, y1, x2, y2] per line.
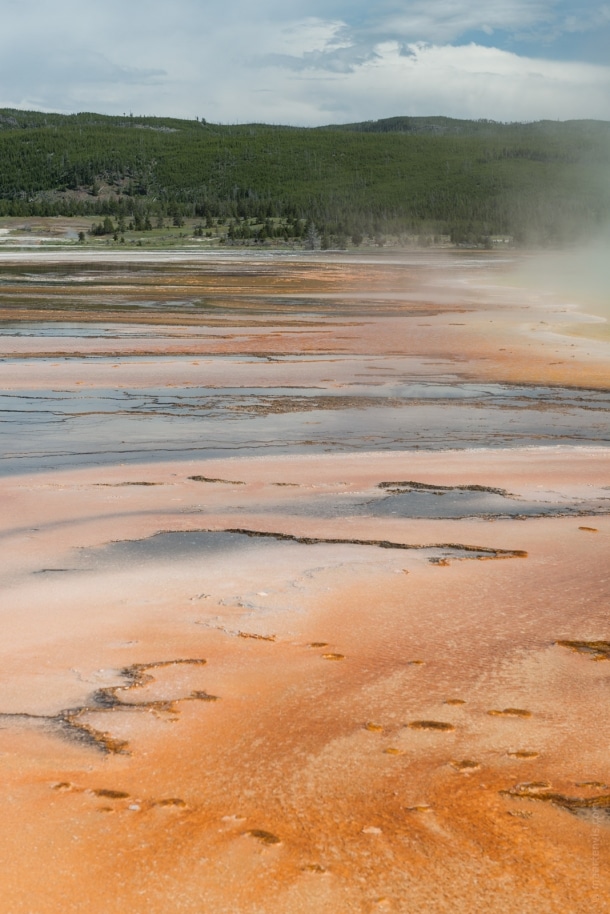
[1, 0, 609, 125]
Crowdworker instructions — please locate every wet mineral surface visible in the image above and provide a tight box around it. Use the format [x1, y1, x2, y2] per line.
[0, 251, 608, 913]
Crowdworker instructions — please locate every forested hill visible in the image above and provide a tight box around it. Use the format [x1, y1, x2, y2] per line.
[1, 108, 608, 245]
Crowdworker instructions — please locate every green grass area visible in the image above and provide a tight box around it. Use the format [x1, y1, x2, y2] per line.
[0, 214, 409, 252]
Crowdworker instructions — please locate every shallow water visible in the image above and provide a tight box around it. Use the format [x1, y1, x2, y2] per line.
[2, 372, 609, 473]
[1, 254, 608, 475]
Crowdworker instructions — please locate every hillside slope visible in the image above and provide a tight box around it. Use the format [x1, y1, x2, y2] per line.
[1, 109, 608, 244]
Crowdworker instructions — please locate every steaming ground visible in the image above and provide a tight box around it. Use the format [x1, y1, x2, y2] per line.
[0, 251, 608, 913]
[506, 239, 610, 335]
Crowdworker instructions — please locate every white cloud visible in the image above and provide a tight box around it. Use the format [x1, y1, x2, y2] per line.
[284, 42, 610, 124]
[0, 1, 608, 124]
[372, 0, 554, 43]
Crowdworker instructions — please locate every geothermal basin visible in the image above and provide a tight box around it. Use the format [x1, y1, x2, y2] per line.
[0, 250, 608, 913]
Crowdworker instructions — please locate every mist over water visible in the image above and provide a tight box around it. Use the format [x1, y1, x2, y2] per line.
[510, 234, 610, 327]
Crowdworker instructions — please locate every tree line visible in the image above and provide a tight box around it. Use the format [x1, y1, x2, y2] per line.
[0, 109, 608, 245]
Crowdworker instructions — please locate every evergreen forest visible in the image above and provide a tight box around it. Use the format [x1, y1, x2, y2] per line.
[1, 109, 609, 246]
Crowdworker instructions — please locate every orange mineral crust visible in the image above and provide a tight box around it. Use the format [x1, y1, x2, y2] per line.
[0, 251, 608, 913]
[0, 251, 608, 390]
[1, 449, 609, 914]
